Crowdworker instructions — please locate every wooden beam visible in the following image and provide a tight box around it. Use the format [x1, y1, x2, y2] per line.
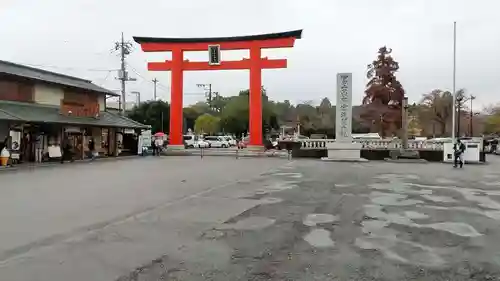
[148, 58, 287, 71]
[140, 38, 297, 52]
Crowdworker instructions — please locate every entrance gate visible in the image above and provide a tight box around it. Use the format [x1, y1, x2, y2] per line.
[133, 30, 302, 149]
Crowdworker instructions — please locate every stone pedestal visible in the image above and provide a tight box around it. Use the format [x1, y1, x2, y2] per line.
[246, 145, 265, 151]
[167, 144, 185, 150]
[321, 142, 367, 162]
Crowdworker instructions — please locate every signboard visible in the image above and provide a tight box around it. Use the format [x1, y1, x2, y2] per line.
[60, 100, 100, 117]
[138, 129, 152, 154]
[335, 73, 352, 142]
[208, 45, 221, 65]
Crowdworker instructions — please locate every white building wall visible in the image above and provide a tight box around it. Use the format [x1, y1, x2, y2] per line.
[33, 83, 64, 106]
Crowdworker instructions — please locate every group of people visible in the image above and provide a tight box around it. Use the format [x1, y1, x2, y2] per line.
[150, 136, 164, 156]
[60, 136, 97, 163]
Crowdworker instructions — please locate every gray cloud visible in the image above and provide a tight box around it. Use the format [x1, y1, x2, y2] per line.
[1, 0, 498, 110]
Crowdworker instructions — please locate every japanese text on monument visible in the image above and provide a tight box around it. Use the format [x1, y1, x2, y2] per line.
[339, 75, 350, 138]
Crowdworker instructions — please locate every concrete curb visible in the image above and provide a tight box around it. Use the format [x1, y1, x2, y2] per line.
[320, 157, 369, 162]
[0, 155, 140, 173]
[383, 158, 428, 164]
[162, 150, 289, 158]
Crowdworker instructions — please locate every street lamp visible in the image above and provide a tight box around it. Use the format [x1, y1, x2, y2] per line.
[456, 95, 464, 138]
[469, 95, 476, 136]
[402, 97, 409, 149]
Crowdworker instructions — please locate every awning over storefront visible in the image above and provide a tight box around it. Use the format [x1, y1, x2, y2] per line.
[0, 108, 21, 122]
[0, 100, 149, 129]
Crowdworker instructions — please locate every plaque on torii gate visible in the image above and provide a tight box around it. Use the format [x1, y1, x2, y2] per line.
[133, 30, 302, 149]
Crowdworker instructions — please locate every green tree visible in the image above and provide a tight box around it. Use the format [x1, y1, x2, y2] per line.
[128, 100, 169, 133]
[218, 88, 278, 137]
[194, 113, 220, 134]
[219, 95, 249, 136]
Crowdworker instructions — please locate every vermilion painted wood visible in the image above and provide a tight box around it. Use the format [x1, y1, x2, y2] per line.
[147, 58, 287, 71]
[139, 38, 297, 52]
[134, 31, 301, 147]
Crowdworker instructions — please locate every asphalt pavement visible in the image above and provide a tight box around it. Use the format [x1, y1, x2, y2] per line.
[2, 156, 500, 280]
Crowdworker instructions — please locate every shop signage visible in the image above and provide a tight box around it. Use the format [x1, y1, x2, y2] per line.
[60, 100, 100, 118]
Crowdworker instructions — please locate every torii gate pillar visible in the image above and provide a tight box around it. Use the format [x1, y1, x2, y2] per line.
[134, 30, 302, 149]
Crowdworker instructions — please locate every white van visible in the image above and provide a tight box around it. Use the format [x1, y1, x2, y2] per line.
[204, 136, 230, 148]
[183, 135, 198, 148]
[224, 136, 237, 146]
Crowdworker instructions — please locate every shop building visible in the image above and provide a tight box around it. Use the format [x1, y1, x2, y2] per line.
[0, 60, 149, 162]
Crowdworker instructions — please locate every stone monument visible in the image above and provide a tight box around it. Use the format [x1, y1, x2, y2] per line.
[321, 73, 366, 162]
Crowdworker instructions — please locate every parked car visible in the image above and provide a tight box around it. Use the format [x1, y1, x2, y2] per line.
[224, 136, 237, 146]
[204, 136, 230, 148]
[197, 139, 210, 148]
[184, 135, 197, 148]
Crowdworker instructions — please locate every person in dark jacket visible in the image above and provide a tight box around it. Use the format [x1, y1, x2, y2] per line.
[88, 138, 96, 160]
[453, 139, 466, 168]
[60, 136, 74, 163]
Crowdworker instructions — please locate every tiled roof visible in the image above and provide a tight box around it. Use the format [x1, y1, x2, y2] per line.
[134, 29, 303, 44]
[0, 100, 149, 129]
[0, 60, 119, 96]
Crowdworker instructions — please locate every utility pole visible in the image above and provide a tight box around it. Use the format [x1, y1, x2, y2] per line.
[152, 78, 159, 100]
[115, 32, 135, 115]
[196, 83, 212, 110]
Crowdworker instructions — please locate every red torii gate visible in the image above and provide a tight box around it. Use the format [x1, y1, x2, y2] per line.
[133, 30, 302, 149]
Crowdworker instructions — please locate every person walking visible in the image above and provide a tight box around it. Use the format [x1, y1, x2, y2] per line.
[88, 137, 96, 161]
[154, 136, 163, 156]
[34, 134, 43, 163]
[151, 139, 157, 156]
[453, 139, 466, 168]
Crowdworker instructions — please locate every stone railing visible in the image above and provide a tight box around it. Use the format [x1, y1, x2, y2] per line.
[299, 139, 445, 151]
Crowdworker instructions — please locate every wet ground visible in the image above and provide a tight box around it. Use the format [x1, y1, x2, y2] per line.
[2, 156, 500, 280]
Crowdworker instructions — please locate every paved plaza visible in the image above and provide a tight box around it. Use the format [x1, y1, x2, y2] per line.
[1, 156, 500, 280]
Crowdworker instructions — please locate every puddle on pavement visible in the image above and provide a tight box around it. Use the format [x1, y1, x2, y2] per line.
[258, 197, 283, 205]
[255, 181, 298, 195]
[202, 229, 225, 240]
[480, 181, 500, 186]
[217, 216, 275, 230]
[421, 195, 458, 203]
[433, 206, 500, 220]
[364, 204, 413, 225]
[303, 213, 338, 227]
[303, 228, 335, 248]
[436, 178, 458, 185]
[272, 172, 303, 178]
[370, 192, 423, 206]
[369, 182, 432, 196]
[374, 174, 420, 181]
[421, 222, 482, 237]
[403, 211, 429, 219]
[334, 183, 354, 188]
[355, 236, 445, 267]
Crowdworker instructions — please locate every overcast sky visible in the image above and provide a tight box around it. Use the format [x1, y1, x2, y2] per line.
[1, 0, 499, 110]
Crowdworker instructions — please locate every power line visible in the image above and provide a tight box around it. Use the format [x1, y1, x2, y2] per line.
[19, 63, 116, 72]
